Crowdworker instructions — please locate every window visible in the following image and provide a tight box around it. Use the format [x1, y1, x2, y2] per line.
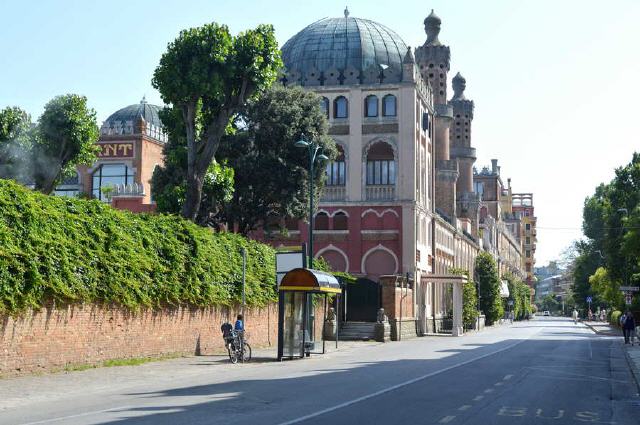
[320, 97, 329, 118]
[526, 237, 531, 245]
[334, 96, 348, 118]
[333, 212, 348, 230]
[526, 250, 531, 258]
[314, 212, 329, 230]
[525, 223, 531, 231]
[382, 95, 397, 116]
[92, 163, 133, 202]
[325, 145, 345, 186]
[526, 264, 531, 272]
[364, 95, 378, 117]
[366, 142, 395, 185]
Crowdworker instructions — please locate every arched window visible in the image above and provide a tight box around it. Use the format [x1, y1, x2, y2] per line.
[333, 212, 348, 230]
[92, 163, 133, 202]
[383, 95, 397, 117]
[334, 96, 348, 118]
[325, 145, 345, 186]
[364, 95, 378, 117]
[314, 212, 329, 230]
[320, 97, 329, 119]
[366, 142, 395, 185]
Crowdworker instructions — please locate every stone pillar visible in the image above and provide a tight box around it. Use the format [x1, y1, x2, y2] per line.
[452, 280, 464, 336]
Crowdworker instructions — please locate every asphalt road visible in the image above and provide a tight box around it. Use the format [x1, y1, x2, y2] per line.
[1, 318, 639, 425]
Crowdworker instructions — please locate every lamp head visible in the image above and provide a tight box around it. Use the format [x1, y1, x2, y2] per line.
[295, 140, 310, 148]
[317, 153, 329, 161]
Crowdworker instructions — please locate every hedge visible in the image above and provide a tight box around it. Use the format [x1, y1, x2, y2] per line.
[0, 180, 278, 314]
[610, 310, 622, 327]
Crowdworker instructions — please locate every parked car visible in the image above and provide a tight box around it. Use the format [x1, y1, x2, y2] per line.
[543, 311, 550, 316]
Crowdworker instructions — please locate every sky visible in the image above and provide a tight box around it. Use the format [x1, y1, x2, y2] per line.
[1, 0, 640, 265]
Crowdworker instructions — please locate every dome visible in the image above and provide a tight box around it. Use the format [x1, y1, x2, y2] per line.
[103, 98, 162, 128]
[281, 15, 408, 85]
[100, 98, 167, 142]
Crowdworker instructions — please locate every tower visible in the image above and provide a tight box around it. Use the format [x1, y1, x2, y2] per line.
[449, 73, 479, 235]
[415, 10, 458, 220]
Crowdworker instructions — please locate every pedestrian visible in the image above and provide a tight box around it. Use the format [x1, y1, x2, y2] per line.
[623, 311, 636, 345]
[572, 308, 579, 324]
[234, 314, 244, 332]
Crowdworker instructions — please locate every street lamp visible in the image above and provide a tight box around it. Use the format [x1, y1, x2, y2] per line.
[295, 134, 328, 269]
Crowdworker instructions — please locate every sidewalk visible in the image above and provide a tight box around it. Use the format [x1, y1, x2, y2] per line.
[584, 321, 640, 391]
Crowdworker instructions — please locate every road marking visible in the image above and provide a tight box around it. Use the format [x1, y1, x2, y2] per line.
[588, 339, 593, 360]
[18, 407, 133, 425]
[503, 374, 513, 380]
[439, 416, 456, 423]
[276, 339, 531, 425]
[494, 382, 504, 386]
[458, 405, 472, 411]
[473, 395, 484, 401]
[484, 388, 494, 393]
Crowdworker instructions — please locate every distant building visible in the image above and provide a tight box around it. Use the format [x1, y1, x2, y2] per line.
[512, 193, 537, 286]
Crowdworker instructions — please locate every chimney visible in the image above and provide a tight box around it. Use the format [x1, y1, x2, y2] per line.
[491, 159, 498, 174]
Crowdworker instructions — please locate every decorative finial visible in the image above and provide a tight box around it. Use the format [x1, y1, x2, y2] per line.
[344, 6, 349, 18]
[140, 95, 147, 104]
[403, 46, 415, 64]
[452, 72, 466, 100]
[424, 9, 442, 46]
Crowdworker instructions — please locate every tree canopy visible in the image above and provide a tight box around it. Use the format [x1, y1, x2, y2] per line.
[475, 252, 504, 325]
[152, 22, 282, 221]
[0, 106, 33, 183]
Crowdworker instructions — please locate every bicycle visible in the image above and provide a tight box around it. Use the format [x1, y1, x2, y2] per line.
[225, 330, 252, 364]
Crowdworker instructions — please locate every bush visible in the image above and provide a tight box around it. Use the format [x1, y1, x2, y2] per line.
[475, 252, 503, 325]
[610, 310, 622, 327]
[0, 180, 277, 314]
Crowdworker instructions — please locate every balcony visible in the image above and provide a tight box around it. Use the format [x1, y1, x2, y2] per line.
[366, 185, 395, 201]
[320, 186, 346, 202]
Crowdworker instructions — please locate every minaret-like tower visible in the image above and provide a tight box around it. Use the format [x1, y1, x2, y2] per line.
[449, 73, 479, 236]
[415, 10, 458, 220]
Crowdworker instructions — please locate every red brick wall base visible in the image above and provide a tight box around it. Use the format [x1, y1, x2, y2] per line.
[0, 303, 281, 376]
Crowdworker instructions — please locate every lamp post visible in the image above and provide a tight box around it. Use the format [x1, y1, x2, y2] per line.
[295, 134, 328, 269]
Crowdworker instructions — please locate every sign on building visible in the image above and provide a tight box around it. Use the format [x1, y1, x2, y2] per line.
[276, 251, 304, 287]
[97, 142, 134, 158]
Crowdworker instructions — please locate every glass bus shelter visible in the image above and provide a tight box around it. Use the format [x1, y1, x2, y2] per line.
[277, 268, 342, 361]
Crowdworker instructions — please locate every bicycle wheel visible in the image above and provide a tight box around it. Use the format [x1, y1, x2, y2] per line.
[242, 342, 252, 362]
[230, 347, 239, 364]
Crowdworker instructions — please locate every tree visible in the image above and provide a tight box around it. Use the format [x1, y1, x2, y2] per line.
[0, 106, 33, 183]
[450, 267, 479, 329]
[540, 293, 560, 313]
[217, 85, 335, 234]
[152, 22, 282, 221]
[34, 95, 99, 194]
[475, 252, 503, 325]
[151, 106, 235, 225]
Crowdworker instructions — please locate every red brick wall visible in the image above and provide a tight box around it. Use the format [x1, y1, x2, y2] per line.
[0, 303, 281, 375]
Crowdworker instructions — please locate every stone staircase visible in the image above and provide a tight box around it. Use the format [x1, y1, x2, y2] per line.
[339, 321, 387, 341]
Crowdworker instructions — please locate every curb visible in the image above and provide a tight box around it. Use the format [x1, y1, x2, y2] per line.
[623, 345, 640, 393]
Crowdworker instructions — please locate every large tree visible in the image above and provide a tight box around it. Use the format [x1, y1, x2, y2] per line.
[152, 22, 282, 221]
[0, 106, 33, 183]
[217, 85, 335, 234]
[34, 94, 99, 194]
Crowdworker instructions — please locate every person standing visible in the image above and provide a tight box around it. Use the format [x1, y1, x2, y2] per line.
[572, 308, 579, 324]
[623, 311, 636, 345]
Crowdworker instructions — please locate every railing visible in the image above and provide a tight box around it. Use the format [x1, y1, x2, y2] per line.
[365, 185, 395, 201]
[320, 186, 346, 202]
[433, 317, 453, 334]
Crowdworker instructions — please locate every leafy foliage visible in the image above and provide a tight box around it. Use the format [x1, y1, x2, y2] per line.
[474, 252, 503, 325]
[450, 267, 478, 328]
[503, 273, 532, 320]
[0, 107, 33, 183]
[152, 22, 282, 220]
[34, 94, 99, 194]
[0, 180, 277, 314]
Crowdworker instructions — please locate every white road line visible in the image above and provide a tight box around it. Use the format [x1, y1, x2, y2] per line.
[588, 339, 593, 360]
[458, 405, 472, 411]
[472, 395, 484, 401]
[276, 339, 530, 425]
[503, 374, 513, 380]
[494, 382, 504, 386]
[18, 406, 133, 425]
[483, 388, 494, 393]
[439, 416, 456, 423]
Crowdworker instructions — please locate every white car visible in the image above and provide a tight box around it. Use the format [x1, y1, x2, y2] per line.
[543, 311, 550, 316]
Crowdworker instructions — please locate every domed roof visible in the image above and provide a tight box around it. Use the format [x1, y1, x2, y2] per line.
[281, 14, 408, 84]
[104, 98, 162, 128]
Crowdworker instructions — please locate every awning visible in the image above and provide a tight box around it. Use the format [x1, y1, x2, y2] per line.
[279, 268, 342, 294]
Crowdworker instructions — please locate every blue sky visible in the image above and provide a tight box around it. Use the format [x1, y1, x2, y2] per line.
[2, 0, 639, 265]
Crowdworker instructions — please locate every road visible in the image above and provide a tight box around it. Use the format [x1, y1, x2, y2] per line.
[1, 317, 639, 425]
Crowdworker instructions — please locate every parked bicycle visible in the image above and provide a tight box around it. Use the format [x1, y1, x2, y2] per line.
[221, 322, 252, 363]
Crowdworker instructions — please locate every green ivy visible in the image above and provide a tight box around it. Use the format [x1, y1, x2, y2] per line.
[0, 180, 277, 314]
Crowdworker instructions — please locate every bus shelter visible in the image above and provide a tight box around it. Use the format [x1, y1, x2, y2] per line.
[277, 268, 342, 361]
